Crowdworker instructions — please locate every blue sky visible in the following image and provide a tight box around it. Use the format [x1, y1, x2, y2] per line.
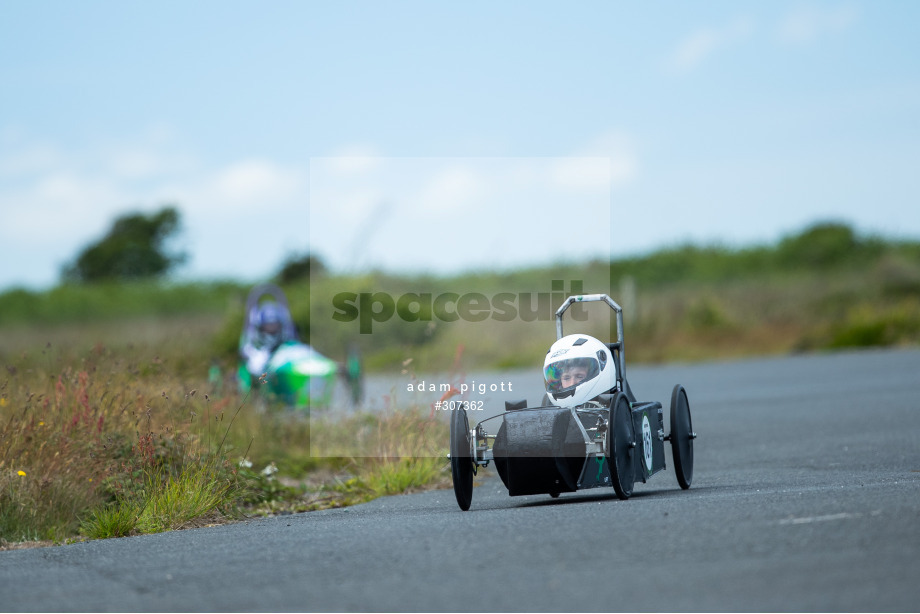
[1, 1, 918, 290]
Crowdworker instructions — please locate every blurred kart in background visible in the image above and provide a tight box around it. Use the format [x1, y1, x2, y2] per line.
[236, 284, 346, 411]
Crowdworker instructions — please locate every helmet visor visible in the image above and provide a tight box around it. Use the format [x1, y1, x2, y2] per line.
[544, 357, 600, 394]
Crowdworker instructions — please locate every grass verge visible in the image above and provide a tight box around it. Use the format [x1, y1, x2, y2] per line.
[0, 336, 450, 548]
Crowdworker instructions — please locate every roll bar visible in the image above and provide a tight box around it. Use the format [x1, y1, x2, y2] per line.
[555, 294, 625, 388]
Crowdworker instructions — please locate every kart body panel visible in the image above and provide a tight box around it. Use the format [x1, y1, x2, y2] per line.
[238, 340, 338, 409]
[483, 398, 666, 498]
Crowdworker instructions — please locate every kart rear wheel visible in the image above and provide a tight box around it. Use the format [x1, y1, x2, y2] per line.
[607, 392, 636, 500]
[450, 406, 474, 511]
[669, 384, 694, 489]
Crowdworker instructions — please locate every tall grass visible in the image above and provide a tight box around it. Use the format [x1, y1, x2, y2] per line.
[0, 339, 241, 543]
[81, 459, 239, 538]
[310, 405, 450, 499]
[0, 322, 451, 546]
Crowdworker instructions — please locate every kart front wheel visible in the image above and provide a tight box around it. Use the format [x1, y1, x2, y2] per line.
[607, 392, 636, 500]
[669, 384, 694, 489]
[449, 406, 474, 511]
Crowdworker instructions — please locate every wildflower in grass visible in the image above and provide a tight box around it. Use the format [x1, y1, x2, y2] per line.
[239, 458, 253, 469]
[261, 462, 278, 478]
[0, 397, 7, 406]
[18, 470, 26, 476]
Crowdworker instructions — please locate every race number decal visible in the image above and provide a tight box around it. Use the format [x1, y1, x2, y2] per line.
[642, 414, 653, 473]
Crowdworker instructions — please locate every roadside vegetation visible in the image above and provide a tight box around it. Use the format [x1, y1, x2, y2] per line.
[0, 332, 449, 546]
[1, 220, 918, 547]
[306, 221, 920, 368]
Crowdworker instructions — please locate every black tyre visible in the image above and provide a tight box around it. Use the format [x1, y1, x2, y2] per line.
[606, 392, 636, 500]
[669, 384, 694, 489]
[450, 406, 474, 510]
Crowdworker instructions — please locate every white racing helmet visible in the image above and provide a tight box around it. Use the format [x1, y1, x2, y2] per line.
[544, 334, 617, 407]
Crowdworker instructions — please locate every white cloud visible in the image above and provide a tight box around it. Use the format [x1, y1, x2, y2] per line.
[318, 144, 384, 175]
[778, 4, 857, 44]
[669, 18, 753, 72]
[572, 132, 639, 188]
[308, 157, 612, 274]
[550, 157, 611, 192]
[205, 160, 304, 210]
[3, 173, 125, 242]
[340, 188, 387, 218]
[0, 142, 63, 177]
[1, 127, 645, 288]
[0, 132, 311, 288]
[415, 164, 484, 215]
[103, 146, 197, 181]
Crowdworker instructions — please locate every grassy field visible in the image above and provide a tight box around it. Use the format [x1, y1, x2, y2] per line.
[2, 222, 919, 547]
[301, 222, 920, 370]
[0, 315, 450, 547]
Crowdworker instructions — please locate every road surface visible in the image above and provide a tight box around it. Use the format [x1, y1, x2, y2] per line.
[2, 348, 919, 611]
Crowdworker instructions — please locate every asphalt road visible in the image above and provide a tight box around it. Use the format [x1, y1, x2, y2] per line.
[2, 348, 919, 612]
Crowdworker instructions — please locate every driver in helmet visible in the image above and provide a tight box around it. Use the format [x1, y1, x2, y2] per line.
[240, 301, 294, 380]
[559, 359, 591, 389]
[543, 334, 617, 407]
[254, 303, 285, 350]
